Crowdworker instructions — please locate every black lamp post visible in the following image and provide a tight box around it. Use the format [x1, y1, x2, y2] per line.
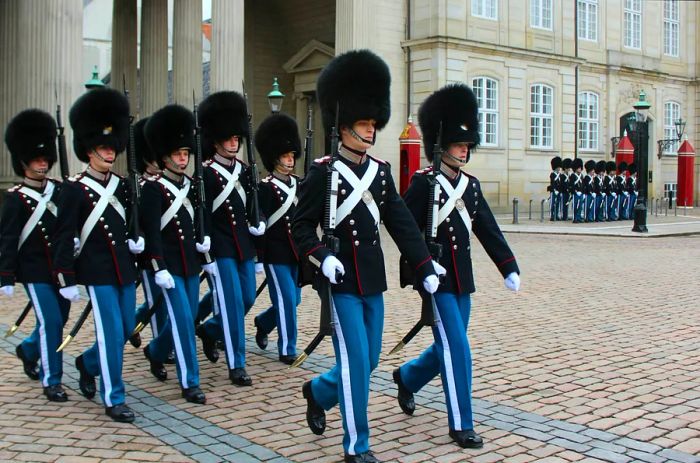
[631, 90, 650, 233]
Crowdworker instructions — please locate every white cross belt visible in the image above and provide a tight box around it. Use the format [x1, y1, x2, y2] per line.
[334, 159, 380, 226]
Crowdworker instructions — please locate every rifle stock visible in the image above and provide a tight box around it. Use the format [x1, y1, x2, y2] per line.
[123, 75, 140, 240]
[303, 101, 314, 176]
[241, 82, 261, 226]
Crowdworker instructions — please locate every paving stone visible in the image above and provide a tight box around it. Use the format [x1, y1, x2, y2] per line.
[585, 448, 632, 463]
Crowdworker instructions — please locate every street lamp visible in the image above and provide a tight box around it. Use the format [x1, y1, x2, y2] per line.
[631, 90, 650, 233]
[84, 66, 105, 90]
[656, 117, 686, 159]
[267, 77, 285, 114]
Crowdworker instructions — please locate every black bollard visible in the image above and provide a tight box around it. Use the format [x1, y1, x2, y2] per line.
[512, 198, 519, 224]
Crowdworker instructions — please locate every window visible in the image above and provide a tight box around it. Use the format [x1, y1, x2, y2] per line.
[577, 0, 598, 41]
[624, 0, 642, 49]
[530, 84, 553, 149]
[578, 92, 599, 151]
[472, 77, 499, 146]
[663, 0, 679, 57]
[664, 101, 681, 154]
[531, 0, 552, 30]
[664, 183, 677, 200]
[472, 0, 497, 20]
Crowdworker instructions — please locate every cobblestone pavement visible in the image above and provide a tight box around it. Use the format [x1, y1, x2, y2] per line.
[1, 229, 699, 463]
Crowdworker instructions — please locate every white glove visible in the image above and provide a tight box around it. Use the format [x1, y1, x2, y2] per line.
[504, 272, 520, 292]
[201, 262, 218, 276]
[432, 260, 447, 278]
[196, 236, 211, 254]
[248, 221, 266, 236]
[155, 270, 175, 289]
[255, 262, 264, 274]
[59, 285, 81, 302]
[321, 255, 345, 284]
[128, 237, 145, 254]
[73, 237, 81, 253]
[1, 285, 14, 297]
[423, 275, 440, 294]
[591, 193, 597, 197]
[576, 192, 582, 197]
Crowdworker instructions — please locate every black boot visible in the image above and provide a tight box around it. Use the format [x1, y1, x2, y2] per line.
[43, 384, 68, 402]
[195, 324, 219, 363]
[302, 380, 326, 435]
[105, 403, 135, 423]
[16, 345, 39, 380]
[128, 332, 142, 348]
[228, 367, 252, 386]
[344, 451, 379, 462]
[392, 368, 415, 416]
[279, 354, 297, 365]
[449, 429, 484, 449]
[164, 350, 176, 364]
[75, 354, 96, 399]
[144, 346, 167, 381]
[182, 386, 206, 404]
[254, 317, 268, 350]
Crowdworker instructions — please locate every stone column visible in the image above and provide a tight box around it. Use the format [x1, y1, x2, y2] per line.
[335, 0, 376, 53]
[140, 0, 168, 117]
[210, 0, 244, 93]
[173, 0, 203, 104]
[0, 0, 21, 184]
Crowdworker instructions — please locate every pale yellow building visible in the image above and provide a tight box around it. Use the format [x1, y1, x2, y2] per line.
[2, 0, 698, 210]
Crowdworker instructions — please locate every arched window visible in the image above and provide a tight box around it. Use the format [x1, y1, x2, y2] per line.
[530, 84, 553, 149]
[472, 77, 499, 146]
[578, 91, 599, 151]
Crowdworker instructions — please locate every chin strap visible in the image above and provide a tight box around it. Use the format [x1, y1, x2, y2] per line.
[349, 128, 376, 146]
[91, 149, 115, 164]
[443, 151, 469, 166]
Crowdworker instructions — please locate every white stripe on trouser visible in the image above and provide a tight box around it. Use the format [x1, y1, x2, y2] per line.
[213, 261, 236, 368]
[88, 286, 114, 407]
[268, 265, 289, 355]
[27, 284, 50, 387]
[331, 297, 358, 455]
[162, 289, 189, 388]
[142, 271, 159, 337]
[433, 296, 462, 430]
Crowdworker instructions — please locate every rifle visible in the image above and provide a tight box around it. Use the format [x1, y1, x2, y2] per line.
[291, 103, 342, 369]
[192, 91, 212, 265]
[55, 89, 70, 180]
[241, 82, 261, 227]
[124, 75, 140, 240]
[389, 123, 444, 355]
[4, 302, 32, 337]
[303, 100, 314, 175]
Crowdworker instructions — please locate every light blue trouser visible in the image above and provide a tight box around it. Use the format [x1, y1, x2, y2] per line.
[399, 292, 474, 432]
[607, 194, 619, 221]
[254, 263, 301, 356]
[134, 270, 167, 338]
[81, 283, 136, 407]
[21, 283, 70, 387]
[586, 194, 596, 222]
[628, 192, 638, 218]
[203, 258, 255, 369]
[573, 192, 585, 222]
[596, 194, 606, 221]
[561, 192, 570, 220]
[549, 191, 560, 220]
[311, 292, 384, 456]
[147, 274, 200, 389]
[196, 276, 217, 324]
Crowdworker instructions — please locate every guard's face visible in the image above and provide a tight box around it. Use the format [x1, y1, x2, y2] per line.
[341, 119, 376, 151]
[275, 151, 295, 175]
[88, 145, 116, 172]
[216, 135, 240, 158]
[166, 148, 191, 173]
[25, 156, 50, 178]
[443, 142, 470, 167]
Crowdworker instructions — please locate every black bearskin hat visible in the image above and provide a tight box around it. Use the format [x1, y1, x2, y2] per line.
[418, 83, 480, 161]
[562, 158, 572, 170]
[595, 160, 606, 174]
[133, 117, 152, 174]
[550, 156, 562, 170]
[4, 109, 57, 177]
[317, 49, 391, 139]
[606, 161, 617, 173]
[584, 160, 596, 172]
[572, 158, 583, 171]
[69, 87, 129, 163]
[618, 161, 628, 173]
[255, 113, 301, 173]
[199, 91, 248, 157]
[628, 163, 637, 175]
[144, 105, 195, 169]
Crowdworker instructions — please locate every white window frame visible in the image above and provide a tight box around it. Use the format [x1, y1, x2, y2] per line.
[578, 92, 599, 151]
[624, 0, 642, 49]
[664, 101, 681, 155]
[472, 77, 499, 147]
[530, 0, 552, 30]
[663, 183, 677, 201]
[663, 0, 680, 57]
[577, 0, 598, 41]
[530, 84, 554, 149]
[472, 0, 498, 20]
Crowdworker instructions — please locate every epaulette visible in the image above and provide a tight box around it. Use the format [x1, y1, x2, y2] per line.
[238, 158, 249, 167]
[464, 172, 480, 184]
[261, 176, 271, 183]
[7, 184, 20, 193]
[367, 154, 389, 166]
[203, 158, 214, 167]
[415, 166, 432, 175]
[68, 172, 84, 182]
[291, 173, 300, 180]
[314, 156, 331, 164]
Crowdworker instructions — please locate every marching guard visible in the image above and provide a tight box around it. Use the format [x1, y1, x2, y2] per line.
[626, 163, 638, 217]
[583, 160, 596, 222]
[604, 161, 619, 221]
[252, 114, 303, 365]
[570, 158, 585, 223]
[140, 104, 208, 404]
[560, 158, 572, 221]
[53, 88, 144, 422]
[195, 91, 266, 386]
[292, 49, 440, 463]
[617, 162, 629, 220]
[548, 156, 562, 221]
[1, 109, 70, 401]
[392, 83, 520, 449]
[594, 160, 606, 222]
